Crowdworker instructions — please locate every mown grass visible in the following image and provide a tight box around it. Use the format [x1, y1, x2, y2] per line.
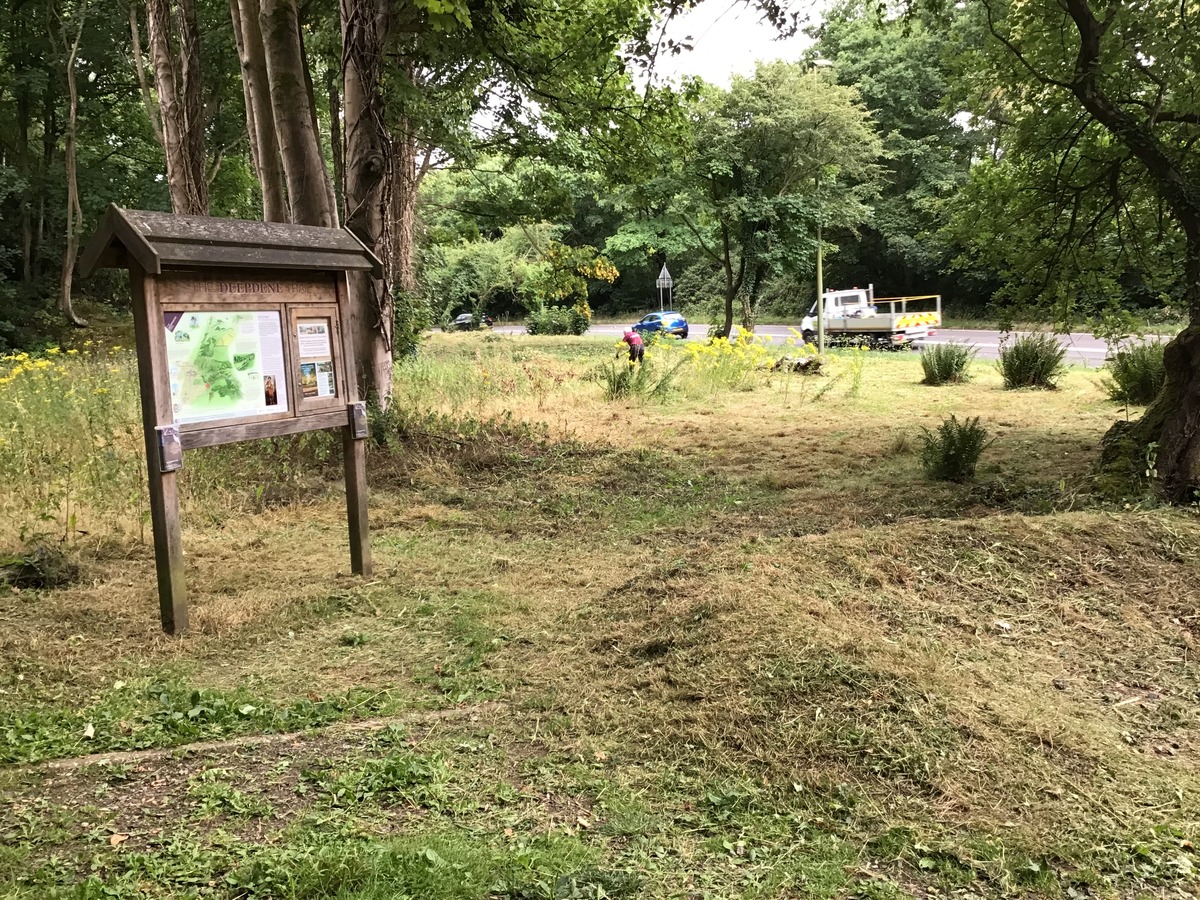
[2, 332, 1198, 898]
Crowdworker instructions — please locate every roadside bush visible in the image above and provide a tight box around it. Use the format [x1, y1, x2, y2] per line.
[920, 343, 976, 385]
[1104, 341, 1166, 405]
[919, 415, 992, 482]
[525, 305, 590, 336]
[998, 333, 1067, 389]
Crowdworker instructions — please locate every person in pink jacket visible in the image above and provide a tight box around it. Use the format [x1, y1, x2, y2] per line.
[621, 330, 645, 364]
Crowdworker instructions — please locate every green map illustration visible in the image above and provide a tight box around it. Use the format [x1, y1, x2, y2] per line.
[166, 312, 280, 423]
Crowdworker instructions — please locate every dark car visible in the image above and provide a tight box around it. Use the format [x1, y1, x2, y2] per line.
[632, 311, 688, 339]
[450, 313, 493, 331]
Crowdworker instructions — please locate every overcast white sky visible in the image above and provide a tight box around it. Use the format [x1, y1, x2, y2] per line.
[653, 3, 817, 87]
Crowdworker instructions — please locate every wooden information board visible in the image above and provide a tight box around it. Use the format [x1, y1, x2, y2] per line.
[81, 206, 381, 634]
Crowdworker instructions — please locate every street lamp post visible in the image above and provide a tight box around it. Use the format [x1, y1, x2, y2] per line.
[812, 58, 832, 356]
[815, 171, 824, 355]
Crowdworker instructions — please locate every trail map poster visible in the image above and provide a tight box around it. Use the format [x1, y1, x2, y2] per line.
[164, 311, 289, 424]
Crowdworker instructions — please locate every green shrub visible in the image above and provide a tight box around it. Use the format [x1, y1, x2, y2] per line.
[920, 342, 976, 385]
[1104, 341, 1166, 405]
[601, 360, 679, 401]
[998, 333, 1067, 389]
[919, 415, 992, 482]
[525, 305, 591, 336]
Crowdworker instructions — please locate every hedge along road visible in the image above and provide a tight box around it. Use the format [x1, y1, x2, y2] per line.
[490, 323, 1118, 368]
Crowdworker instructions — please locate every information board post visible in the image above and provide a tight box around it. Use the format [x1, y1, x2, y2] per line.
[130, 267, 188, 632]
[336, 276, 371, 578]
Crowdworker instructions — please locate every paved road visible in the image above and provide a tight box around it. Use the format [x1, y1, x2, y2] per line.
[494, 322, 1117, 367]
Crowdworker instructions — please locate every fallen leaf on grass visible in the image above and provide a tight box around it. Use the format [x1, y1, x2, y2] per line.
[109, 833, 128, 847]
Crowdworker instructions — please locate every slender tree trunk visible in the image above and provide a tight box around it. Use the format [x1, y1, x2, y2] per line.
[297, 19, 338, 224]
[391, 126, 418, 295]
[260, 0, 334, 226]
[229, 0, 288, 221]
[58, 2, 89, 327]
[342, 0, 394, 402]
[17, 85, 33, 283]
[327, 68, 344, 221]
[129, 4, 164, 147]
[146, 0, 207, 214]
[720, 222, 736, 338]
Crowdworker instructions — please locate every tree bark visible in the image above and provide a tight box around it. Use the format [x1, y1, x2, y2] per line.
[146, 0, 208, 214]
[175, 0, 208, 211]
[59, 2, 89, 327]
[391, 126, 418, 295]
[229, 0, 288, 221]
[260, 0, 335, 227]
[342, 0, 394, 403]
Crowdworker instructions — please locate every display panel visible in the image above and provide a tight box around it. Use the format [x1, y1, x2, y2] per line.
[297, 317, 338, 399]
[164, 310, 289, 424]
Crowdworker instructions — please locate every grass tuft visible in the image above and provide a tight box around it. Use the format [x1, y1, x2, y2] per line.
[919, 415, 992, 481]
[998, 333, 1067, 389]
[920, 342, 976, 385]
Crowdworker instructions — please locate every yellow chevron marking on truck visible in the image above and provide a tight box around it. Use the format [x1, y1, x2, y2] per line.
[895, 312, 941, 329]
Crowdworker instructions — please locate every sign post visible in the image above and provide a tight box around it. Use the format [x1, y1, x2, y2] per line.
[655, 264, 673, 312]
[80, 206, 382, 634]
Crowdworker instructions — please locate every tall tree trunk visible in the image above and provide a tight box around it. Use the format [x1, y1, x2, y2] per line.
[146, 0, 208, 214]
[327, 69, 344, 221]
[58, 1, 89, 327]
[342, 0, 394, 402]
[260, 0, 334, 226]
[229, 0, 288, 221]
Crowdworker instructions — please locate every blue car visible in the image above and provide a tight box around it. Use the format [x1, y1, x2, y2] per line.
[632, 311, 688, 339]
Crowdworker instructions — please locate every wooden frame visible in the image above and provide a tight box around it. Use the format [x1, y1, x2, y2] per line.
[81, 206, 382, 634]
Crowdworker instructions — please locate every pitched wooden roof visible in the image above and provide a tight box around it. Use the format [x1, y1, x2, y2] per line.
[79, 205, 384, 278]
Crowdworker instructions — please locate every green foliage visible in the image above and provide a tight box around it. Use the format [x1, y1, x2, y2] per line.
[919, 415, 992, 482]
[394, 289, 433, 359]
[524, 305, 591, 336]
[944, 0, 1197, 328]
[301, 750, 451, 808]
[1105, 342, 1166, 406]
[998, 333, 1067, 390]
[920, 343, 976, 385]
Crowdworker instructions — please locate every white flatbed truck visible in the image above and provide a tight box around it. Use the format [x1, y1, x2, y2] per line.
[801, 285, 941, 349]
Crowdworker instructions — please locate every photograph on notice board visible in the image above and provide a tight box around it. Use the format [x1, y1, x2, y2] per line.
[299, 362, 319, 399]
